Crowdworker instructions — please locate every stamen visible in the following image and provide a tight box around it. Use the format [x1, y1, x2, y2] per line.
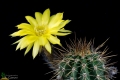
[34, 26, 47, 36]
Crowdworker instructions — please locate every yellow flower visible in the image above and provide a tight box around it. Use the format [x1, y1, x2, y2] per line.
[10, 8, 71, 59]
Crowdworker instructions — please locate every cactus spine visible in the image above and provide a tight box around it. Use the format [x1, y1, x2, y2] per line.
[51, 38, 118, 80]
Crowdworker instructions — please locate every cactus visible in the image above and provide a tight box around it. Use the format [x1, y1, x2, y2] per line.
[50, 38, 118, 80]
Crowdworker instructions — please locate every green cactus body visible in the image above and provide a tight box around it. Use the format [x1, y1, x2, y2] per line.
[57, 53, 106, 80]
[51, 39, 118, 80]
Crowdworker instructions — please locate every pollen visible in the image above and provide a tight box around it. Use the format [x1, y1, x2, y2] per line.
[34, 26, 48, 36]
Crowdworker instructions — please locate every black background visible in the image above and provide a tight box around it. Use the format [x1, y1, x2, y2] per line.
[0, 0, 120, 80]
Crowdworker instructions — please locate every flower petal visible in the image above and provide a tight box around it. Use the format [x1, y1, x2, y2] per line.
[45, 41, 51, 53]
[49, 28, 71, 35]
[48, 13, 63, 28]
[20, 36, 36, 50]
[12, 39, 21, 45]
[47, 35, 61, 45]
[32, 40, 39, 59]
[35, 12, 42, 26]
[10, 30, 35, 37]
[16, 42, 21, 50]
[38, 46, 42, 53]
[48, 20, 71, 34]
[49, 20, 63, 29]
[24, 43, 33, 56]
[57, 20, 71, 29]
[16, 23, 34, 30]
[38, 36, 48, 45]
[25, 16, 38, 27]
[58, 29, 71, 33]
[16, 36, 38, 50]
[16, 38, 24, 50]
[54, 32, 71, 36]
[42, 8, 50, 25]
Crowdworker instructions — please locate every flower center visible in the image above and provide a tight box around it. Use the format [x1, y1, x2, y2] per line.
[34, 26, 47, 36]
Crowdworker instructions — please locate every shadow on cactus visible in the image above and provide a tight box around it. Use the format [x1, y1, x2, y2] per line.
[47, 38, 118, 80]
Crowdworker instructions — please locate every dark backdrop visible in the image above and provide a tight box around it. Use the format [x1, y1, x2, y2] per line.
[0, 0, 120, 80]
